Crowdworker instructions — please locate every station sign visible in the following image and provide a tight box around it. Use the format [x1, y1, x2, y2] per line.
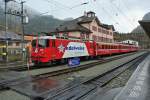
[68, 57, 80, 67]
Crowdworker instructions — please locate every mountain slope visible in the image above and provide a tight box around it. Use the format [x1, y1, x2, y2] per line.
[0, 0, 64, 34]
[24, 15, 64, 34]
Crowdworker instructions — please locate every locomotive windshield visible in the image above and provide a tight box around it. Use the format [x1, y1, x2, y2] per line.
[32, 39, 49, 48]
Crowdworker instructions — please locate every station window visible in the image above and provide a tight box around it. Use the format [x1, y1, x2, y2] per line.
[8, 42, 12, 46]
[98, 28, 102, 32]
[92, 26, 97, 31]
[16, 42, 20, 46]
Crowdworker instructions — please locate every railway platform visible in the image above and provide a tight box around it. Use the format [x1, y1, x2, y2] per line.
[89, 53, 150, 100]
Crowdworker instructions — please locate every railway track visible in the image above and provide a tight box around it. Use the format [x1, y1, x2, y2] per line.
[0, 61, 27, 70]
[0, 52, 145, 86]
[0, 52, 135, 90]
[43, 51, 148, 100]
[32, 52, 143, 78]
[0, 51, 147, 100]
[0, 52, 139, 71]
[32, 52, 142, 77]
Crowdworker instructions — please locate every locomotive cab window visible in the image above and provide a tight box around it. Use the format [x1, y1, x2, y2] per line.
[32, 39, 49, 48]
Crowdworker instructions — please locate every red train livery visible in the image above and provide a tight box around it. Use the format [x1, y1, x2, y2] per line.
[31, 36, 138, 64]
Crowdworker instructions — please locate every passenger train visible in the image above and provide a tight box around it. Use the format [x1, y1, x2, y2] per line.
[31, 36, 139, 65]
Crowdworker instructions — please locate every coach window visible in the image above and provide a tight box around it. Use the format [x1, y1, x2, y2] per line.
[90, 43, 93, 48]
[99, 45, 102, 49]
[52, 40, 55, 47]
[107, 45, 109, 49]
[104, 45, 106, 49]
[105, 45, 108, 49]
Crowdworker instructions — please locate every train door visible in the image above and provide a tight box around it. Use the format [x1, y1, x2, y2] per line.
[96, 43, 98, 56]
[93, 41, 97, 56]
[51, 39, 56, 60]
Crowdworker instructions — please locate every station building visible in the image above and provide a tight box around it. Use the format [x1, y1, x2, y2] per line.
[119, 40, 139, 46]
[0, 31, 21, 48]
[50, 11, 115, 43]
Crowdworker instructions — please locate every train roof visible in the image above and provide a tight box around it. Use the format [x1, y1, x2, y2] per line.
[98, 42, 138, 47]
[33, 36, 56, 40]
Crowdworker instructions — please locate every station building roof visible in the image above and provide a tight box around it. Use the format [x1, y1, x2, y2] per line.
[139, 20, 150, 38]
[49, 11, 115, 34]
[0, 31, 21, 41]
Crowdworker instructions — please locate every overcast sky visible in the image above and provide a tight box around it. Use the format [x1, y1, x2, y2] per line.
[24, 0, 150, 32]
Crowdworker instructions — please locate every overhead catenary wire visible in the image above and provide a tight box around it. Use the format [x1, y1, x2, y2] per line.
[95, 0, 130, 32]
[109, 0, 137, 29]
[106, 1, 133, 31]
[43, 0, 81, 18]
[97, 0, 134, 32]
[118, 0, 139, 25]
